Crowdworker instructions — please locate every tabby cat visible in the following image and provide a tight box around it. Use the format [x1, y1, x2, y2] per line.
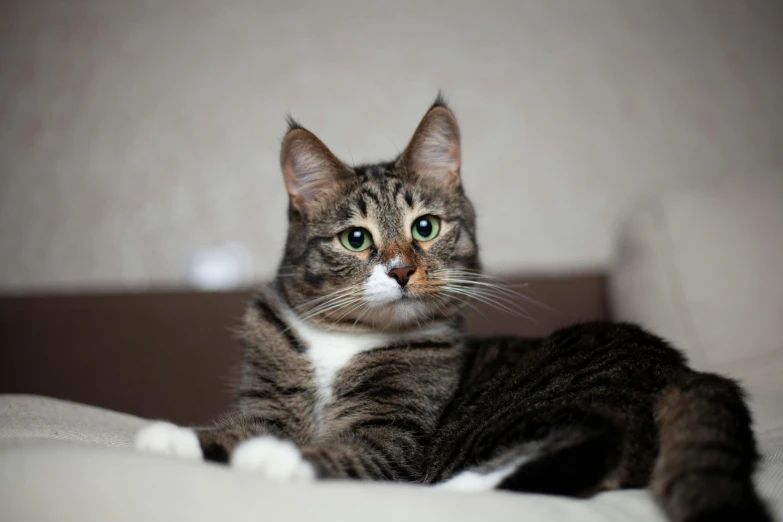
[136, 96, 771, 522]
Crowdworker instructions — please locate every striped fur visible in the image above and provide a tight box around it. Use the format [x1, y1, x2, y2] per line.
[198, 283, 463, 482]
[183, 97, 769, 521]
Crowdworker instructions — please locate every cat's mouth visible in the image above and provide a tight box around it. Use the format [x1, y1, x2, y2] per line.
[357, 294, 429, 327]
[366, 288, 416, 307]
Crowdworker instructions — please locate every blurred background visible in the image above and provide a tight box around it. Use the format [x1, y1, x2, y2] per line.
[1, 0, 781, 293]
[1, 1, 782, 425]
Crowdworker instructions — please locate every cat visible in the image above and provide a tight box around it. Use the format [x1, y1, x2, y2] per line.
[136, 95, 771, 522]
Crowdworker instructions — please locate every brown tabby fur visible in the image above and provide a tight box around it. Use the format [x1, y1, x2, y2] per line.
[192, 95, 771, 522]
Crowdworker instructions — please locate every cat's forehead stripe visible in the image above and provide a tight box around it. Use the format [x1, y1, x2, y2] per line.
[356, 161, 398, 182]
[355, 196, 367, 217]
[347, 176, 426, 221]
[360, 188, 381, 205]
[392, 182, 403, 199]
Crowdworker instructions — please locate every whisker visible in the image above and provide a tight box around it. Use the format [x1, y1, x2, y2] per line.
[428, 277, 527, 306]
[295, 284, 363, 313]
[430, 270, 551, 311]
[458, 286, 535, 314]
[351, 303, 373, 330]
[301, 299, 362, 321]
[430, 269, 529, 287]
[430, 291, 486, 323]
[435, 291, 487, 322]
[296, 296, 363, 324]
[298, 285, 359, 306]
[441, 286, 531, 319]
[329, 300, 366, 324]
[435, 277, 532, 300]
[297, 294, 356, 317]
[427, 294, 451, 322]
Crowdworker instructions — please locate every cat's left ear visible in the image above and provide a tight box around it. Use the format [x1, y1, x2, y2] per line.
[400, 98, 461, 187]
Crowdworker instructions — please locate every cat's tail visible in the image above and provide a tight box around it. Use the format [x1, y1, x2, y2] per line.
[652, 371, 771, 522]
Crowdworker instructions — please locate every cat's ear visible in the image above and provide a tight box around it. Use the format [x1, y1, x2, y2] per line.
[401, 97, 461, 187]
[280, 119, 349, 214]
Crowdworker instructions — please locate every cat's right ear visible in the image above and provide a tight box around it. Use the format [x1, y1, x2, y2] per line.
[280, 122, 348, 214]
[400, 97, 461, 188]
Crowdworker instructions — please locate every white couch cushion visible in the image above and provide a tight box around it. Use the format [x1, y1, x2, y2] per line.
[610, 175, 783, 431]
[2, 395, 782, 520]
[5, 389, 783, 521]
[0, 438, 670, 522]
[0, 394, 145, 447]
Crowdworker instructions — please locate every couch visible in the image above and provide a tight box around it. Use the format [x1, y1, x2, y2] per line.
[1, 176, 781, 521]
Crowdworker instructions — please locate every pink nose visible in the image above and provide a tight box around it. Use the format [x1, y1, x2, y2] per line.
[387, 266, 416, 288]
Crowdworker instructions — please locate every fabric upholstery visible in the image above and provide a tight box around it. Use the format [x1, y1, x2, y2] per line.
[0, 394, 145, 448]
[1, 394, 781, 520]
[1, 424, 668, 522]
[610, 175, 783, 431]
[609, 174, 783, 516]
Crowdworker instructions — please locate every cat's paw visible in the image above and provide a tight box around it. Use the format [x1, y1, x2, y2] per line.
[134, 421, 203, 460]
[434, 471, 499, 492]
[231, 436, 315, 482]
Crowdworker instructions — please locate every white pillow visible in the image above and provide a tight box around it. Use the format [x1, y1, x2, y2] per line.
[609, 174, 783, 431]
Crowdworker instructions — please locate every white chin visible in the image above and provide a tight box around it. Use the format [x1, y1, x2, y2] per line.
[390, 298, 428, 321]
[364, 298, 429, 327]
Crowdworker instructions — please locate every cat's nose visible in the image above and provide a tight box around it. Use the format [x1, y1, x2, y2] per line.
[387, 266, 416, 288]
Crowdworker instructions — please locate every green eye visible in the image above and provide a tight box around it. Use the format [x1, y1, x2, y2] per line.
[340, 227, 372, 252]
[412, 215, 441, 242]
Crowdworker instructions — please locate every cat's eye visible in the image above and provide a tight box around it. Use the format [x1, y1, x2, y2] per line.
[339, 227, 372, 252]
[412, 215, 441, 242]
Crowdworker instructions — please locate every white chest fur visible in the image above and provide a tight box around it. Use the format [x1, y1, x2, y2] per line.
[279, 306, 449, 432]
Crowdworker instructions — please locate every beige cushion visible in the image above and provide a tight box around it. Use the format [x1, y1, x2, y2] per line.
[0, 394, 145, 447]
[0, 439, 669, 522]
[610, 175, 783, 431]
[2, 394, 782, 521]
[0, 398, 669, 522]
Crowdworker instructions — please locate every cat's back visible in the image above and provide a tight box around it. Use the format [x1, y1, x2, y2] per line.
[444, 321, 691, 429]
[463, 322, 687, 385]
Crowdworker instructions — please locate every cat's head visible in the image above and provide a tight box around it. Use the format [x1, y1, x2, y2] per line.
[277, 96, 479, 332]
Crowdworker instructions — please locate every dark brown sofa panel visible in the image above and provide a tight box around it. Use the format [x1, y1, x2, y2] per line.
[0, 274, 607, 425]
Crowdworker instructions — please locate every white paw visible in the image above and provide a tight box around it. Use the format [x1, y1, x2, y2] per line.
[134, 421, 203, 460]
[231, 436, 315, 482]
[435, 471, 494, 492]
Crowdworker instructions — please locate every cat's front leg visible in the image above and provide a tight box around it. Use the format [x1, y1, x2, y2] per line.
[228, 436, 421, 482]
[300, 440, 422, 481]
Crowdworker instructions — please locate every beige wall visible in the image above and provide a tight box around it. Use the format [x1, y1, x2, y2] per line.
[1, 0, 781, 293]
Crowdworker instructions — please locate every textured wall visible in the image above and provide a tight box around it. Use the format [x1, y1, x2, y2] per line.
[1, 1, 781, 292]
